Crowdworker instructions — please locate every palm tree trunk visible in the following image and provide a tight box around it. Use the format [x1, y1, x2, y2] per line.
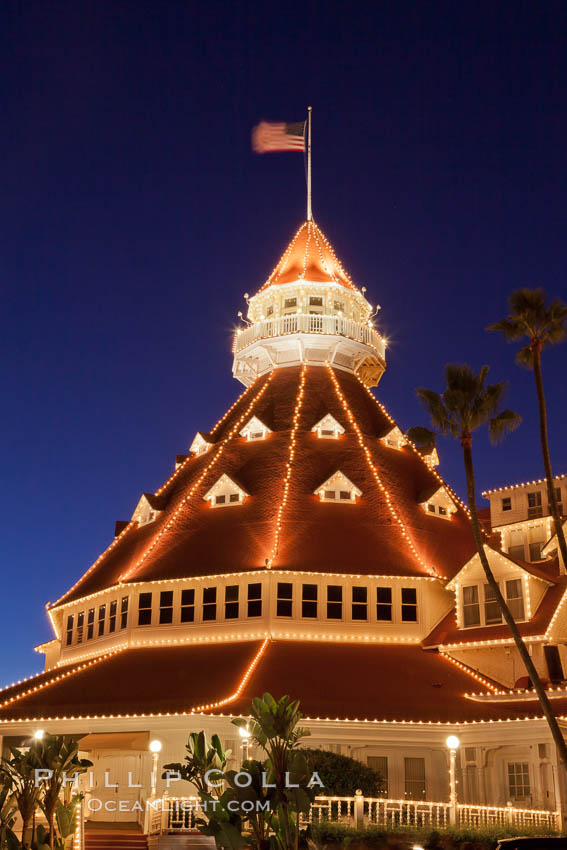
[461, 436, 567, 766]
[532, 347, 567, 571]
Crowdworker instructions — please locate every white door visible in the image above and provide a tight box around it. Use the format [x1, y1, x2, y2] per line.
[89, 750, 144, 822]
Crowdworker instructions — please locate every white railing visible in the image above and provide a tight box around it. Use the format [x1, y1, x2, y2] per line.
[233, 314, 385, 359]
[149, 795, 559, 835]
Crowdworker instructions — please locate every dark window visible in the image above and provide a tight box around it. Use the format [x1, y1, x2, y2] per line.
[462, 586, 481, 627]
[159, 591, 173, 624]
[266, 305, 273, 316]
[334, 301, 344, 312]
[438, 506, 447, 516]
[404, 757, 426, 800]
[76, 611, 84, 643]
[309, 296, 323, 307]
[502, 497, 512, 511]
[181, 588, 195, 622]
[277, 582, 293, 617]
[428, 503, 435, 513]
[97, 605, 106, 637]
[484, 584, 502, 625]
[528, 491, 542, 507]
[376, 587, 392, 621]
[324, 490, 336, 500]
[339, 491, 351, 501]
[367, 756, 388, 796]
[203, 587, 217, 621]
[352, 586, 368, 620]
[327, 585, 343, 619]
[138, 592, 152, 626]
[529, 542, 543, 562]
[302, 584, 318, 618]
[120, 597, 129, 629]
[401, 588, 418, 622]
[506, 579, 525, 620]
[66, 615, 74, 646]
[225, 585, 239, 619]
[509, 544, 525, 560]
[229, 493, 240, 503]
[215, 494, 226, 505]
[109, 601, 117, 633]
[87, 608, 95, 640]
[248, 583, 262, 617]
[284, 297, 297, 309]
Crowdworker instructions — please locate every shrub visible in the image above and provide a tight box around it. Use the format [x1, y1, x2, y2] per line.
[302, 749, 385, 797]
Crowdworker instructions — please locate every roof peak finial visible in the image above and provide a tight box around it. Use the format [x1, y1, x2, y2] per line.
[307, 106, 313, 222]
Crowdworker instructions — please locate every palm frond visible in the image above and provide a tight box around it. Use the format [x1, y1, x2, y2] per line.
[489, 409, 522, 445]
[486, 317, 525, 341]
[515, 344, 534, 369]
[415, 388, 450, 433]
[406, 426, 436, 452]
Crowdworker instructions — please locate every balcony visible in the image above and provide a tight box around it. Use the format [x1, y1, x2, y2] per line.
[233, 314, 385, 360]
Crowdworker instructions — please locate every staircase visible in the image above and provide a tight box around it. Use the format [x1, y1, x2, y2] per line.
[85, 832, 148, 850]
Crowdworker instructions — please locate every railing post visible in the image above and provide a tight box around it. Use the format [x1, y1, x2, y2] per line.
[354, 790, 364, 829]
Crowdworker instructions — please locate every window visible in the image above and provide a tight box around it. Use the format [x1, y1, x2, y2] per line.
[159, 591, 173, 624]
[549, 486, 563, 515]
[302, 584, 318, 618]
[438, 506, 447, 516]
[181, 589, 195, 622]
[334, 300, 344, 312]
[316, 472, 361, 503]
[215, 495, 226, 505]
[376, 587, 392, 621]
[367, 757, 388, 796]
[109, 601, 117, 633]
[352, 587, 368, 620]
[428, 503, 435, 513]
[529, 541, 543, 562]
[225, 585, 239, 619]
[484, 584, 502, 625]
[120, 597, 129, 629]
[404, 757, 426, 800]
[87, 608, 95, 640]
[462, 586, 481, 627]
[203, 587, 217, 621]
[528, 491, 543, 518]
[97, 605, 106, 637]
[76, 611, 84, 644]
[284, 297, 297, 310]
[339, 491, 351, 501]
[309, 296, 323, 307]
[509, 544, 525, 560]
[327, 585, 343, 619]
[502, 497, 512, 511]
[401, 588, 417, 622]
[266, 305, 273, 316]
[66, 615, 74, 646]
[229, 493, 240, 503]
[506, 579, 525, 620]
[138, 593, 152, 626]
[277, 583, 293, 617]
[248, 583, 262, 617]
[508, 763, 530, 799]
[324, 490, 336, 500]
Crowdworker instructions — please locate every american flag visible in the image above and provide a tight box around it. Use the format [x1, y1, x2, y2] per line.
[252, 120, 306, 153]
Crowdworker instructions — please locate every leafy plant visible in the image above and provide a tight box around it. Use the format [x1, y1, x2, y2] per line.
[34, 734, 91, 847]
[0, 744, 43, 849]
[163, 731, 230, 798]
[0, 781, 20, 850]
[301, 749, 385, 798]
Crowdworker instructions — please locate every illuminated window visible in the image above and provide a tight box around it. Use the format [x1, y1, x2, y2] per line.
[76, 611, 84, 644]
[248, 583, 262, 617]
[203, 587, 217, 621]
[138, 593, 152, 626]
[462, 586, 481, 627]
[327, 585, 343, 619]
[302, 584, 318, 618]
[401, 588, 417, 622]
[502, 497, 512, 511]
[376, 587, 392, 621]
[484, 584, 502, 625]
[109, 601, 117, 633]
[312, 414, 345, 440]
[225, 585, 239, 619]
[97, 605, 106, 637]
[315, 471, 361, 503]
[120, 597, 129, 629]
[66, 615, 74, 646]
[87, 609, 95, 640]
[204, 474, 248, 507]
[159, 591, 173, 625]
[506, 579, 525, 620]
[181, 588, 195, 622]
[277, 582, 293, 617]
[508, 763, 530, 798]
[240, 416, 271, 442]
[352, 587, 368, 620]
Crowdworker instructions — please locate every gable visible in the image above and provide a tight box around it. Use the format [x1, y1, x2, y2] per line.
[314, 470, 362, 503]
[203, 473, 249, 507]
[311, 413, 345, 439]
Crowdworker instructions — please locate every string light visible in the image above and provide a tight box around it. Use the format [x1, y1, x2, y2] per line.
[482, 474, 566, 497]
[269, 364, 307, 562]
[327, 365, 438, 578]
[441, 652, 499, 693]
[190, 638, 268, 713]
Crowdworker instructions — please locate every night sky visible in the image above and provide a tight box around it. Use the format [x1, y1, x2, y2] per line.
[2, 1, 567, 685]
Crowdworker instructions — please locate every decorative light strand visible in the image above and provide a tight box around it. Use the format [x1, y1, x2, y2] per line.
[327, 365, 438, 578]
[190, 638, 268, 714]
[544, 584, 567, 639]
[482, 474, 566, 497]
[119, 371, 275, 584]
[269, 364, 307, 562]
[441, 652, 500, 693]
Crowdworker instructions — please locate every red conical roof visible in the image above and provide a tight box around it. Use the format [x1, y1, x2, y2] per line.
[258, 220, 359, 292]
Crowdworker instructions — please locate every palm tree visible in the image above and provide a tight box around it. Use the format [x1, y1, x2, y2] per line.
[416, 363, 567, 766]
[487, 288, 567, 571]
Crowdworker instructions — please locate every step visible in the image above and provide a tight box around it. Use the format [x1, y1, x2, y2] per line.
[86, 835, 147, 849]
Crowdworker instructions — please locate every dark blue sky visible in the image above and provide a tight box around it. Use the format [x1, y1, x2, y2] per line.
[1, 0, 566, 685]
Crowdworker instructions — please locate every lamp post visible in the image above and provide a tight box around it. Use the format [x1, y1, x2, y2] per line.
[34, 729, 45, 741]
[445, 735, 460, 826]
[239, 725, 251, 764]
[149, 739, 162, 798]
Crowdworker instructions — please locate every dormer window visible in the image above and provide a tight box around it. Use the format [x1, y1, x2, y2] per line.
[381, 426, 406, 451]
[315, 471, 362, 504]
[419, 485, 456, 521]
[283, 297, 297, 313]
[240, 416, 271, 442]
[131, 493, 162, 527]
[190, 432, 213, 456]
[204, 474, 249, 508]
[312, 414, 345, 440]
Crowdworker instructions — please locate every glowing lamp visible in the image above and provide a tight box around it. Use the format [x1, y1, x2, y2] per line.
[446, 735, 460, 750]
[34, 729, 45, 740]
[238, 726, 251, 739]
[149, 739, 162, 753]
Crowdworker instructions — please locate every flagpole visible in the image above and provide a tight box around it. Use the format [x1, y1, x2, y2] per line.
[307, 106, 312, 221]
